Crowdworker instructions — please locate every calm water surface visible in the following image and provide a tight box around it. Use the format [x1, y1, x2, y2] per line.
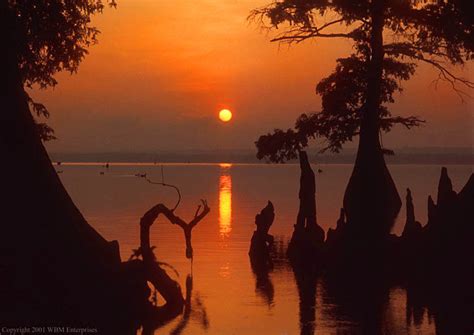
[59, 163, 472, 334]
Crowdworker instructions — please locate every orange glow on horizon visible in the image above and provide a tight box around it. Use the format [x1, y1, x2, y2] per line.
[28, 0, 472, 152]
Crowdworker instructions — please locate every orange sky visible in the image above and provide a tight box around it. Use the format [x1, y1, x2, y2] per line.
[30, 0, 473, 153]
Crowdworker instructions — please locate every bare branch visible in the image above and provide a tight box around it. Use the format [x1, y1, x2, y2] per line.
[385, 42, 451, 59]
[190, 199, 210, 228]
[271, 32, 354, 43]
[249, 6, 362, 45]
[269, 19, 361, 44]
[139, 173, 182, 211]
[413, 56, 474, 100]
[139, 200, 210, 261]
[384, 43, 473, 100]
[194, 205, 202, 219]
[314, 18, 345, 33]
[139, 203, 187, 260]
[381, 116, 426, 129]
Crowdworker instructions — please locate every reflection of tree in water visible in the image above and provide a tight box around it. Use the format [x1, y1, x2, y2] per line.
[321, 273, 389, 334]
[405, 278, 474, 334]
[292, 265, 318, 335]
[140, 273, 210, 335]
[252, 236, 391, 334]
[250, 258, 275, 307]
[170, 274, 209, 335]
[249, 236, 471, 335]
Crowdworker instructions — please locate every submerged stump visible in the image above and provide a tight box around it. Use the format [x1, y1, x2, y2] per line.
[249, 201, 275, 270]
[287, 151, 325, 265]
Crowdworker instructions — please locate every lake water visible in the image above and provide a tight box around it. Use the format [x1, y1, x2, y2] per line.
[58, 163, 472, 334]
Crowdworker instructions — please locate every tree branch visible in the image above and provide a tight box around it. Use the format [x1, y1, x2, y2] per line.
[190, 199, 210, 228]
[314, 18, 345, 33]
[269, 19, 360, 43]
[138, 173, 182, 211]
[271, 32, 354, 43]
[385, 42, 451, 59]
[413, 56, 474, 100]
[139, 201, 210, 261]
[381, 116, 425, 129]
[385, 43, 473, 100]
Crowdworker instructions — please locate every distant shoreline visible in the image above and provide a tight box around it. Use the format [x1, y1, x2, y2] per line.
[52, 157, 474, 166]
[49, 150, 473, 165]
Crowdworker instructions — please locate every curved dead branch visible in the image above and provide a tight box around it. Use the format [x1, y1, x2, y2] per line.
[143, 175, 182, 212]
[140, 201, 210, 261]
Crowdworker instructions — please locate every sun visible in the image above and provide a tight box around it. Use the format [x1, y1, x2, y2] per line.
[219, 109, 233, 122]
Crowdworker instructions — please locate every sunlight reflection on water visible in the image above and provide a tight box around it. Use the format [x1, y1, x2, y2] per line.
[218, 165, 232, 238]
[57, 163, 472, 334]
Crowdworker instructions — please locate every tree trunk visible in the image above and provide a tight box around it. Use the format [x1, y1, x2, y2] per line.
[342, 0, 401, 244]
[0, 5, 124, 326]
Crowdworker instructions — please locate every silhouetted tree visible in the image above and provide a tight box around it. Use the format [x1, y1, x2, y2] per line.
[251, 0, 473, 240]
[2, 0, 116, 140]
[0, 1, 137, 328]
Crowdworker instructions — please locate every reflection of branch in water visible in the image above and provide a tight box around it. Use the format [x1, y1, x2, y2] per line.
[169, 275, 192, 335]
[170, 275, 210, 335]
[252, 265, 275, 307]
[193, 295, 210, 330]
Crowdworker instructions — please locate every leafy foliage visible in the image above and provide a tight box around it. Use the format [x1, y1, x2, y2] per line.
[6, 0, 116, 140]
[9, 0, 116, 88]
[26, 96, 56, 141]
[251, 0, 473, 162]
